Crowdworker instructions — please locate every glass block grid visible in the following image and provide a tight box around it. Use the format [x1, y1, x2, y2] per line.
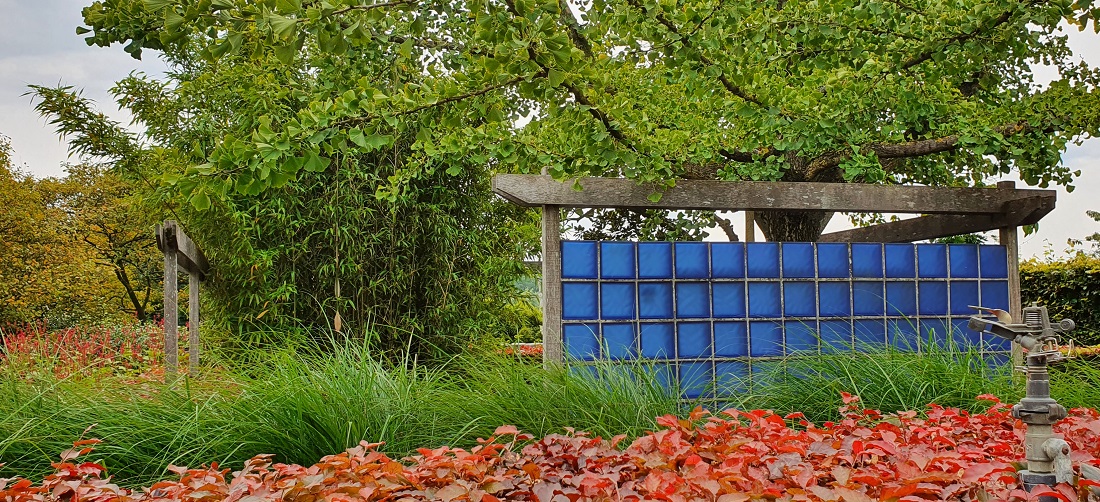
[560, 241, 1012, 398]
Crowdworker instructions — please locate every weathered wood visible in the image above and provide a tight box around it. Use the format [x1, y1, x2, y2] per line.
[189, 272, 200, 377]
[818, 196, 1054, 243]
[156, 220, 210, 279]
[998, 181, 1024, 367]
[744, 211, 755, 242]
[492, 175, 1057, 215]
[163, 247, 179, 376]
[542, 205, 563, 366]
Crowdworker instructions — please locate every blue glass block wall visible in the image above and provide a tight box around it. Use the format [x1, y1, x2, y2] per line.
[560, 241, 1012, 398]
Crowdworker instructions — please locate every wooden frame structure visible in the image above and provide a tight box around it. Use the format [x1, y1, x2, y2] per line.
[492, 175, 1054, 365]
[155, 220, 209, 377]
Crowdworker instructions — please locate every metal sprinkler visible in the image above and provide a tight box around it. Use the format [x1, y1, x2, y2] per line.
[967, 304, 1096, 495]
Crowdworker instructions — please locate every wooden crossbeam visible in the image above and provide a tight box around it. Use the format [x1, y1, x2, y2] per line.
[818, 196, 1054, 243]
[156, 220, 210, 279]
[492, 175, 1056, 215]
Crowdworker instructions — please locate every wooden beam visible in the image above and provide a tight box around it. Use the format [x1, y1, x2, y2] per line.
[156, 220, 210, 279]
[744, 211, 756, 242]
[818, 196, 1054, 243]
[492, 175, 1056, 215]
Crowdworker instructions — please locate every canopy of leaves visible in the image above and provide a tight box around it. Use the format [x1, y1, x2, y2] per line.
[79, 0, 1100, 216]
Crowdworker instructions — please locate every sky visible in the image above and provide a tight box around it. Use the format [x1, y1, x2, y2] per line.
[1, 0, 1097, 258]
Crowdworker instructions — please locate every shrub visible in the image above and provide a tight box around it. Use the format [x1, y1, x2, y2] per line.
[1020, 254, 1100, 346]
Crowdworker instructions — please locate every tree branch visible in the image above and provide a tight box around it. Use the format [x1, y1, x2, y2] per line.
[623, 0, 764, 106]
[805, 121, 1033, 179]
[897, 8, 1017, 71]
[333, 75, 527, 129]
[713, 213, 740, 241]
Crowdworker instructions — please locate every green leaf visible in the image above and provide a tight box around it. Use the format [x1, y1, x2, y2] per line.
[348, 128, 369, 148]
[268, 14, 298, 40]
[647, 192, 663, 203]
[274, 44, 297, 64]
[303, 151, 331, 172]
[191, 190, 211, 210]
[547, 68, 565, 87]
[446, 165, 462, 175]
[144, 0, 175, 11]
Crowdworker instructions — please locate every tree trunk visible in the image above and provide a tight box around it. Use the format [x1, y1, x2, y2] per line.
[754, 210, 834, 242]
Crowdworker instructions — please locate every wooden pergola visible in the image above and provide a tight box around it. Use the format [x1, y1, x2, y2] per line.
[492, 174, 1057, 364]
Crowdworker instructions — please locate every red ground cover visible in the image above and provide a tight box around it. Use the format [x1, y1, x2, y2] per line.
[3, 394, 1100, 501]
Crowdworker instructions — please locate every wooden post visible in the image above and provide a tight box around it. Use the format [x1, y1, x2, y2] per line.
[542, 204, 563, 366]
[997, 181, 1024, 367]
[163, 244, 179, 376]
[744, 211, 756, 242]
[188, 271, 200, 376]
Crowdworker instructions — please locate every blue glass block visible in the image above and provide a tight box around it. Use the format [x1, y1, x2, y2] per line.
[600, 283, 636, 319]
[602, 323, 636, 360]
[784, 321, 819, 353]
[886, 282, 917, 316]
[715, 362, 749, 396]
[749, 321, 784, 357]
[676, 282, 711, 318]
[817, 243, 850, 278]
[675, 242, 710, 279]
[918, 244, 948, 278]
[641, 364, 674, 390]
[820, 320, 852, 353]
[751, 361, 784, 391]
[985, 353, 1010, 371]
[569, 365, 598, 379]
[640, 323, 675, 359]
[918, 281, 948, 315]
[854, 320, 886, 348]
[677, 322, 713, 359]
[885, 244, 916, 278]
[600, 242, 636, 279]
[919, 318, 952, 347]
[714, 322, 748, 357]
[981, 281, 1010, 311]
[638, 242, 673, 279]
[782, 243, 815, 278]
[713, 283, 746, 318]
[818, 282, 851, 317]
[979, 246, 1009, 278]
[983, 333, 1013, 352]
[783, 282, 816, 317]
[747, 282, 781, 318]
[952, 318, 981, 348]
[638, 283, 673, 319]
[852, 244, 884, 278]
[852, 281, 885, 316]
[679, 362, 712, 399]
[747, 243, 780, 278]
[949, 245, 979, 278]
[561, 241, 598, 279]
[562, 283, 598, 319]
[950, 281, 980, 315]
[563, 324, 599, 360]
[888, 319, 920, 351]
[712, 243, 745, 278]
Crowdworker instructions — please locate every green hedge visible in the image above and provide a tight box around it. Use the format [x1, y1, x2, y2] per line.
[1020, 254, 1100, 347]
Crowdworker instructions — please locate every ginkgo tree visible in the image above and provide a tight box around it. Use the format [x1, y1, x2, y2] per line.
[79, 0, 1100, 240]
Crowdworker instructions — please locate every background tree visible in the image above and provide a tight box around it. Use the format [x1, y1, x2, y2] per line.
[77, 0, 1100, 242]
[33, 30, 538, 358]
[0, 136, 134, 328]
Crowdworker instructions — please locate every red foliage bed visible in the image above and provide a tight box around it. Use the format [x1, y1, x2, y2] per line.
[4, 394, 1099, 501]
